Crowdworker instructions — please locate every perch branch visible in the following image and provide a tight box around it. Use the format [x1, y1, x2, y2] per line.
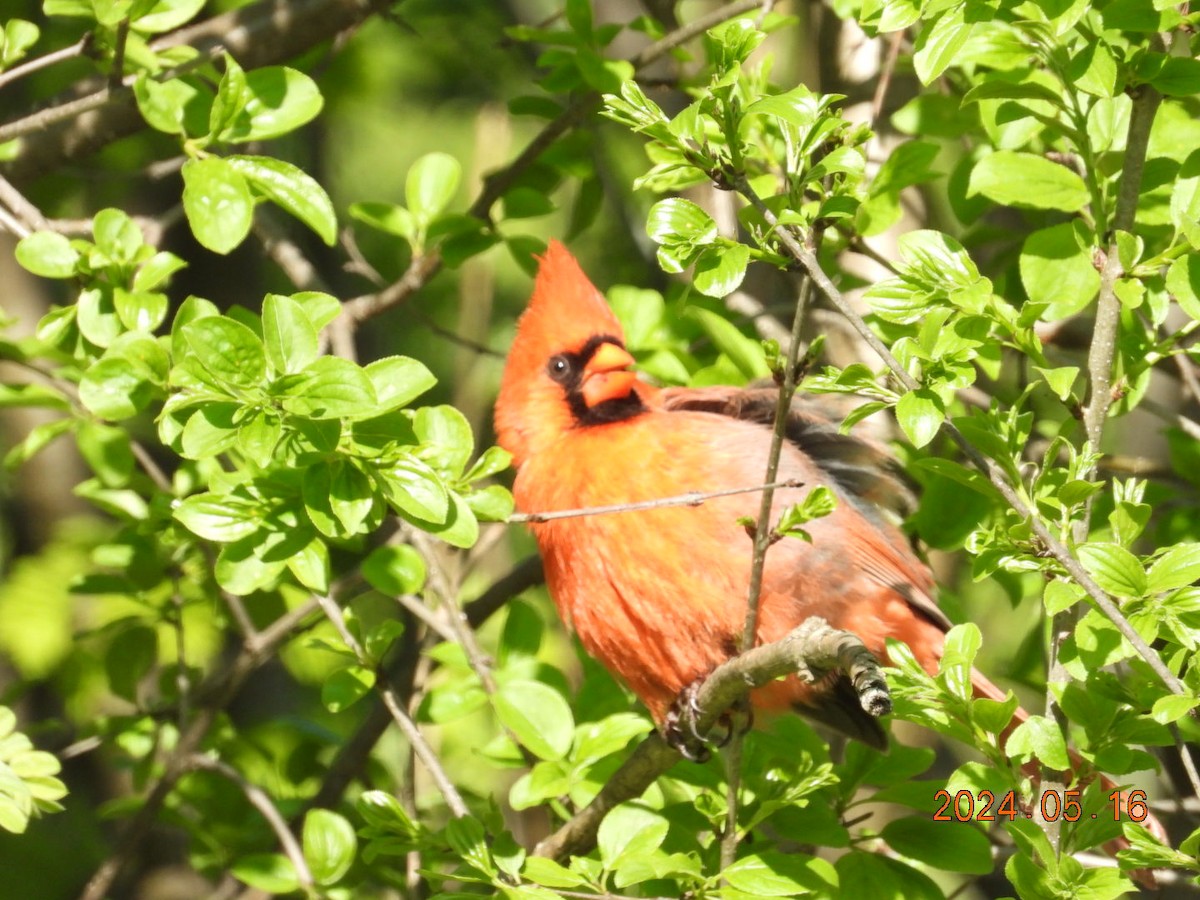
[533, 617, 889, 862]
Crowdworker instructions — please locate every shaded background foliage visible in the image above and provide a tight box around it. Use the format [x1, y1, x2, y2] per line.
[0, 0, 1199, 898]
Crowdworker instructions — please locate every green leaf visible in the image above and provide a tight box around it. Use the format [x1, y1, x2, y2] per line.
[291, 291, 341, 330]
[836, 852, 942, 900]
[105, 625, 157, 702]
[1166, 254, 1200, 321]
[414, 405, 474, 477]
[597, 804, 668, 870]
[92, 207, 143, 262]
[1034, 365, 1079, 401]
[466, 484, 514, 521]
[428, 491, 479, 548]
[1, 19, 39, 68]
[1147, 56, 1200, 97]
[113, 289, 168, 332]
[321, 666, 375, 714]
[79, 356, 155, 420]
[1147, 543, 1200, 592]
[895, 389, 944, 448]
[364, 356, 436, 411]
[912, 9, 972, 84]
[362, 545, 427, 595]
[406, 151, 461, 223]
[180, 402, 239, 459]
[1020, 222, 1100, 320]
[646, 197, 717, 245]
[1150, 694, 1199, 725]
[15, 231, 79, 278]
[236, 409, 281, 467]
[692, 243, 750, 298]
[220, 66, 323, 142]
[77, 421, 135, 486]
[209, 54, 248, 138]
[329, 461, 375, 534]
[226, 155, 337, 245]
[968, 151, 1090, 212]
[231, 853, 299, 894]
[1006, 714, 1071, 770]
[182, 316, 267, 388]
[261, 293, 318, 375]
[882, 816, 992, 873]
[723, 852, 837, 896]
[132, 0, 206, 33]
[173, 493, 260, 542]
[280, 356, 377, 419]
[133, 73, 211, 136]
[287, 536, 329, 593]
[181, 157, 254, 254]
[685, 307, 771, 380]
[1078, 543, 1148, 597]
[494, 680, 574, 761]
[382, 458, 449, 523]
[940, 623, 980, 700]
[77, 287, 122, 348]
[303, 808, 356, 886]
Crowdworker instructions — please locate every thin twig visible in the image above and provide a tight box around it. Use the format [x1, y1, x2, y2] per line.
[314, 593, 470, 818]
[188, 755, 314, 888]
[335, 0, 767, 332]
[510, 479, 804, 524]
[0, 174, 50, 232]
[733, 175, 1190, 699]
[0, 34, 91, 92]
[721, 276, 813, 872]
[79, 597, 322, 900]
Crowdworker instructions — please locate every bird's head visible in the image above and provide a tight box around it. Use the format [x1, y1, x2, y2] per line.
[495, 241, 645, 466]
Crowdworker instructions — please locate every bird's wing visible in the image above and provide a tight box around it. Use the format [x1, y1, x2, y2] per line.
[656, 385, 919, 521]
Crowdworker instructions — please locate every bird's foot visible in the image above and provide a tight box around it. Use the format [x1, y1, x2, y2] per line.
[664, 680, 711, 762]
[664, 684, 755, 762]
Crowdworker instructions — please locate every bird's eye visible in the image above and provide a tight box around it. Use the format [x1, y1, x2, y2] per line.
[547, 355, 573, 383]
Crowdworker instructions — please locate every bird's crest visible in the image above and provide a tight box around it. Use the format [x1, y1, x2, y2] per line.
[495, 241, 629, 465]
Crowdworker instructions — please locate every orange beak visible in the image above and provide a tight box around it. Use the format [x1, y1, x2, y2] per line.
[580, 342, 637, 408]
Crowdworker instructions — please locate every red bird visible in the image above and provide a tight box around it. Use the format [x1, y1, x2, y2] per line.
[494, 241, 1166, 873]
[495, 240, 1008, 746]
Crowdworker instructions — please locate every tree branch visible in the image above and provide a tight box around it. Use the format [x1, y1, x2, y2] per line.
[2, 0, 394, 185]
[79, 597, 322, 900]
[335, 0, 769, 331]
[732, 176, 1190, 699]
[533, 617, 890, 862]
[188, 755, 314, 888]
[314, 593, 470, 818]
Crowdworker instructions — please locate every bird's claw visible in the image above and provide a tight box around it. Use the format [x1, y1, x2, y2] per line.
[664, 683, 755, 762]
[664, 680, 711, 762]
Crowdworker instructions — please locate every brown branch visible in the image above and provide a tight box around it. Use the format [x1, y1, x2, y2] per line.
[79, 597, 322, 900]
[314, 593, 470, 818]
[533, 616, 890, 862]
[2, 0, 394, 185]
[336, 0, 768, 330]
[188, 755, 314, 888]
[733, 175, 1190, 699]
[720, 275, 813, 871]
[1083, 85, 1162, 459]
[0, 34, 92, 92]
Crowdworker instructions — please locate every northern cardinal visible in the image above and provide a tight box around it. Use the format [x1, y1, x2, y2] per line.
[495, 240, 998, 744]
[494, 243, 1165, 856]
